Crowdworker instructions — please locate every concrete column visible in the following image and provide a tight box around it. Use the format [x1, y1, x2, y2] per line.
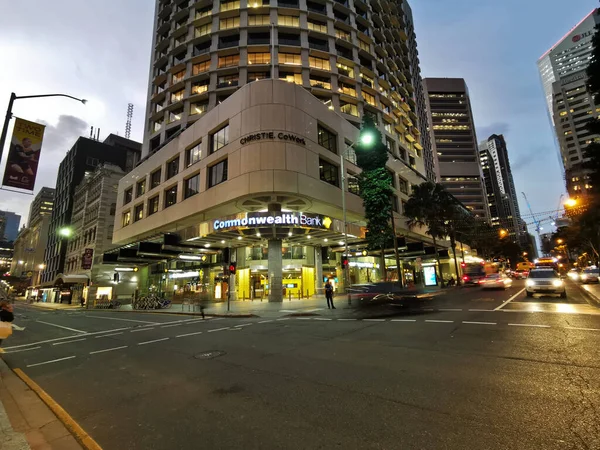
[314, 245, 323, 296]
[268, 239, 283, 302]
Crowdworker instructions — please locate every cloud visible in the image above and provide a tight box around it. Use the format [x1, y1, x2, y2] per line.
[39, 115, 89, 156]
[477, 123, 510, 141]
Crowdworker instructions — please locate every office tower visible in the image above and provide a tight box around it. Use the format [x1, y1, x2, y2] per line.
[0, 211, 21, 242]
[28, 187, 55, 227]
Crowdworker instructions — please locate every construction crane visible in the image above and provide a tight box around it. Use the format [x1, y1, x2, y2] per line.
[522, 192, 543, 240]
[125, 103, 134, 139]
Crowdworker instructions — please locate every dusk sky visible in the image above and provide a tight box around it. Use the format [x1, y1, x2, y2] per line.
[0, 0, 597, 235]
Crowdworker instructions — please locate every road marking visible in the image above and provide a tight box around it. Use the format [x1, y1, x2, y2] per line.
[425, 320, 454, 323]
[5, 346, 41, 354]
[337, 318, 357, 321]
[462, 321, 496, 325]
[423, 308, 434, 311]
[363, 319, 386, 322]
[130, 327, 154, 333]
[234, 323, 253, 327]
[36, 320, 86, 334]
[469, 309, 494, 312]
[391, 319, 417, 322]
[84, 315, 159, 324]
[304, 308, 323, 312]
[208, 327, 230, 332]
[137, 338, 169, 346]
[314, 318, 332, 321]
[295, 317, 313, 320]
[184, 319, 207, 324]
[52, 338, 87, 346]
[2, 327, 132, 350]
[176, 331, 203, 338]
[258, 320, 273, 324]
[159, 318, 204, 325]
[161, 323, 183, 328]
[276, 318, 290, 321]
[95, 332, 123, 338]
[439, 308, 463, 311]
[89, 346, 128, 354]
[280, 309, 297, 313]
[508, 323, 551, 328]
[494, 288, 526, 311]
[27, 356, 76, 367]
[564, 326, 600, 331]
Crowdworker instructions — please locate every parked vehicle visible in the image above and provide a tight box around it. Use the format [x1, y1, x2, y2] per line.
[579, 267, 599, 284]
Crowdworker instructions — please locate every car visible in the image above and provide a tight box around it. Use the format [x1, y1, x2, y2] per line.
[480, 273, 513, 290]
[578, 267, 599, 284]
[525, 269, 566, 298]
[513, 270, 528, 279]
[567, 269, 580, 281]
[462, 272, 486, 286]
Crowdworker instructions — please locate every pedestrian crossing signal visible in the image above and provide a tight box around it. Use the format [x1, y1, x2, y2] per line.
[229, 263, 236, 275]
[341, 258, 349, 269]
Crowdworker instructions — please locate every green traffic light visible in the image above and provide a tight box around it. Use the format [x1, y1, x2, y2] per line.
[360, 132, 375, 146]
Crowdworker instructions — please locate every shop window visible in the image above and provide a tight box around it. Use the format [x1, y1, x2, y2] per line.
[185, 174, 201, 198]
[134, 204, 144, 222]
[124, 188, 133, 205]
[211, 124, 230, 153]
[148, 195, 160, 216]
[318, 125, 337, 153]
[208, 159, 228, 188]
[319, 158, 339, 187]
[164, 185, 178, 208]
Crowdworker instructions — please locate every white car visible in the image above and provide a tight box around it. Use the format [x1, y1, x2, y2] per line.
[525, 269, 566, 298]
[480, 273, 513, 290]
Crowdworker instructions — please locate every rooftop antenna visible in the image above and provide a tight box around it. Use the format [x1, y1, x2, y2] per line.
[125, 103, 134, 139]
[90, 126, 94, 139]
[97, 128, 101, 141]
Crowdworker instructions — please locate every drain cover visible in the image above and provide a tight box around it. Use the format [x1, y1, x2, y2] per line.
[195, 350, 226, 360]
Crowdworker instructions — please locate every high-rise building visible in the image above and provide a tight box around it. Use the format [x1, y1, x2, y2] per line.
[423, 78, 490, 221]
[537, 9, 600, 198]
[40, 135, 141, 288]
[479, 135, 523, 243]
[0, 211, 21, 242]
[28, 187, 55, 228]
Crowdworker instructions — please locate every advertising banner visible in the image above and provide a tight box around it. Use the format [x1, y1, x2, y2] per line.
[2, 118, 45, 191]
[81, 248, 94, 270]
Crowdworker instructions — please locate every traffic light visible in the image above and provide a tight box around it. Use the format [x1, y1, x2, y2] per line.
[341, 258, 349, 269]
[229, 262, 236, 275]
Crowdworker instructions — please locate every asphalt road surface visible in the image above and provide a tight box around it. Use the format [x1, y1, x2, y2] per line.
[2, 280, 600, 449]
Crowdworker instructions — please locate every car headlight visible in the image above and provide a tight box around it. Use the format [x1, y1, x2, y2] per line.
[581, 275, 588, 280]
[553, 279, 563, 287]
[526, 280, 535, 287]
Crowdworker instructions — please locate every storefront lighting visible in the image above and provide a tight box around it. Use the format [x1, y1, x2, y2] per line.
[323, 238, 328, 242]
[237, 236, 243, 240]
[338, 241, 345, 246]
[169, 271, 200, 279]
[115, 267, 136, 272]
[256, 232, 261, 237]
[221, 240, 226, 244]
[204, 243, 211, 248]
[179, 254, 203, 261]
[306, 235, 311, 239]
[288, 231, 293, 236]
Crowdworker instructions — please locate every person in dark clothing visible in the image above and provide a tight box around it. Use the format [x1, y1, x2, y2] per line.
[0, 301, 15, 353]
[324, 281, 335, 309]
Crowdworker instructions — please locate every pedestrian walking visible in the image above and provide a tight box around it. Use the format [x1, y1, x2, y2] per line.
[0, 300, 15, 354]
[324, 280, 335, 309]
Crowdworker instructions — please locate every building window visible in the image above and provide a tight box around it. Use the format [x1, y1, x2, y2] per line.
[347, 173, 360, 195]
[171, 89, 184, 103]
[340, 101, 358, 116]
[136, 179, 146, 197]
[166, 157, 180, 179]
[217, 74, 239, 88]
[279, 53, 301, 65]
[109, 203, 116, 215]
[134, 204, 144, 222]
[319, 159, 339, 187]
[278, 15, 299, 27]
[164, 185, 178, 208]
[363, 92, 376, 106]
[248, 14, 270, 26]
[317, 125, 337, 153]
[185, 174, 201, 198]
[335, 28, 350, 41]
[309, 56, 330, 71]
[248, 71, 270, 82]
[148, 195, 160, 216]
[218, 54, 240, 68]
[220, 16, 240, 29]
[279, 72, 302, 84]
[211, 124, 230, 153]
[339, 82, 356, 97]
[168, 109, 183, 124]
[192, 61, 210, 75]
[220, 0, 240, 11]
[310, 76, 330, 90]
[122, 211, 131, 227]
[307, 20, 327, 33]
[358, 39, 370, 52]
[151, 169, 162, 189]
[390, 195, 399, 213]
[398, 177, 409, 195]
[208, 159, 228, 188]
[336, 62, 354, 78]
[191, 101, 208, 115]
[124, 188, 133, 205]
[248, 52, 271, 65]
[192, 81, 209, 95]
[186, 142, 202, 167]
[172, 70, 185, 84]
[196, 6, 212, 19]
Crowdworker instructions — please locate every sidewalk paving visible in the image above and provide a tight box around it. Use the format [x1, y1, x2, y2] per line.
[0, 358, 82, 449]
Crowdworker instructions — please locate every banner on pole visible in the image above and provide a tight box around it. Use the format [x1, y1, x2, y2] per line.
[81, 248, 94, 270]
[2, 118, 45, 191]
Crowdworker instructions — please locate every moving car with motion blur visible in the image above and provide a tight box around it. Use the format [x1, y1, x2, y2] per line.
[578, 267, 599, 284]
[480, 273, 513, 290]
[567, 268, 580, 281]
[525, 269, 566, 298]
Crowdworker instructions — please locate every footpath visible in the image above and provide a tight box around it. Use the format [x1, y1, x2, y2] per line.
[577, 283, 600, 307]
[0, 358, 83, 449]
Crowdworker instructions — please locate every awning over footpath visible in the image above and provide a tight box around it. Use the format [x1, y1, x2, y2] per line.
[38, 274, 89, 288]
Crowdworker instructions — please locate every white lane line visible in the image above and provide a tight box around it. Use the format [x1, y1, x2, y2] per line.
[6, 346, 41, 354]
[363, 319, 386, 322]
[304, 308, 323, 312]
[176, 331, 203, 338]
[95, 332, 123, 338]
[234, 323, 253, 328]
[161, 323, 183, 328]
[337, 318, 357, 321]
[423, 308, 434, 311]
[280, 310, 297, 313]
[276, 318, 290, 321]
[508, 323, 551, 328]
[314, 318, 332, 321]
[494, 288, 526, 311]
[89, 346, 128, 355]
[208, 327, 230, 333]
[564, 326, 600, 331]
[137, 338, 170, 346]
[184, 319, 207, 324]
[295, 317, 313, 320]
[35, 320, 86, 334]
[52, 338, 87, 346]
[425, 320, 454, 323]
[130, 328, 155, 333]
[27, 356, 76, 367]
[83, 315, 159, 324]
[462, 321, 496, 326]
[2, 327, 132, 350]
[439, 308, 463, 311]
[258, 320, 273, 324]
[469, 309, 495, 312]
[391, 319, 417, 322]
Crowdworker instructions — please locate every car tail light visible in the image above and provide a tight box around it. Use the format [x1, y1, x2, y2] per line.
[462, 276, 469, 281]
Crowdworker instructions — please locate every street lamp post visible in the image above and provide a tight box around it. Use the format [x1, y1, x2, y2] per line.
[1, 92, 86, 163]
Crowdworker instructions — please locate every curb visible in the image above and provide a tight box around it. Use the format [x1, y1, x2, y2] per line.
[574, 283, 600, 307]
[12, 368, 102, 450]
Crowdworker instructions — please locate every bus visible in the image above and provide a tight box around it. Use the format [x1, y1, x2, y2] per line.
[534, 257, 559, 271]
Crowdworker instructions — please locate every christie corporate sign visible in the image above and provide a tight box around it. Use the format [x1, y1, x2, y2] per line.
[213, 212, 332, 231]
[239, 131, 306, 146]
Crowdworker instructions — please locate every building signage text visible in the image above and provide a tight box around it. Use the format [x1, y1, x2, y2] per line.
[239, 132, 306, 146]
[572, 30, 594, 43]
[213, 212, 332, 231]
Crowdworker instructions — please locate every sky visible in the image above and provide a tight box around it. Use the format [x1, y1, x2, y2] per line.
[0, 0, 597, 234]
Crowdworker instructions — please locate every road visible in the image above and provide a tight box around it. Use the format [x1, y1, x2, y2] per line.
[2, 280, 600, 449]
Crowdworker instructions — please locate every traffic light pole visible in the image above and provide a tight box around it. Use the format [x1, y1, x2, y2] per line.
[340, 151, 351, 304]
